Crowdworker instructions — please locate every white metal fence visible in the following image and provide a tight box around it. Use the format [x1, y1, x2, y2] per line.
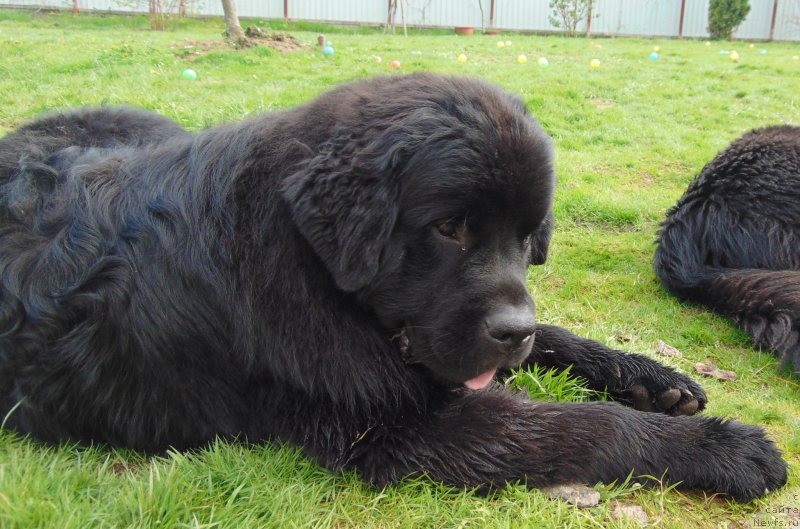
[2, 0, 799, 41]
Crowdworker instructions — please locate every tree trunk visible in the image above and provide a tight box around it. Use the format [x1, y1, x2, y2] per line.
[399, 0, 407, 37]
[385, 0, 398, 34]
[148, 0, 158, 31]
[221, 0, 246, 39]
[585, 0, 593, 37]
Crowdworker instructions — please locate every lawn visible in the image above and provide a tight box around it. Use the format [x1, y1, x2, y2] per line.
[1, 8, 800, 529]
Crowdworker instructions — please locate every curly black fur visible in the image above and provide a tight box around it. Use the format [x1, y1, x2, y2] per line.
[655, 126, 800, 376]
[0, 75, 786, 501]
[0, 106, 188, 185]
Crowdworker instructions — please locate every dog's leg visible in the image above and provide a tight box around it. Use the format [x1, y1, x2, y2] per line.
[506, 324, 706, 415]
[705, 270, 800, 377]
[344, 391, 785, 502]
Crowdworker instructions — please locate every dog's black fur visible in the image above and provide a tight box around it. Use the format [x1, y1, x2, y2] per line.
[0, 75, 786, 501]
[655, 126, 800, 376]
[0, 106, 188, 185]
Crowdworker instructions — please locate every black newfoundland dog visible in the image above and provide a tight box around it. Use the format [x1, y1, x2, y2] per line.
[655, 126, 800, 376]
[0, 74, 786, 501]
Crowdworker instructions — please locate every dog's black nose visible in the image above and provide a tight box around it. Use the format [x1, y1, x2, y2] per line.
[485, 307, 536, 353]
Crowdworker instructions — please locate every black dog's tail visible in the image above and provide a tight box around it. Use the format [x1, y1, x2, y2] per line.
[655, 209, 800, 374]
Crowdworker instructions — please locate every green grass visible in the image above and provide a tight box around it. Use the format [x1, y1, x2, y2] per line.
[505, 365, 608, 403]
[1, 8, 800, 528]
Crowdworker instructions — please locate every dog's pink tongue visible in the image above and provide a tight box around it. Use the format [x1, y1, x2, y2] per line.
[463, 369, 497, 390]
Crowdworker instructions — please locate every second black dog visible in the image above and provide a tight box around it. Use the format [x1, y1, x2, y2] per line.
[655, 125, 800, 375]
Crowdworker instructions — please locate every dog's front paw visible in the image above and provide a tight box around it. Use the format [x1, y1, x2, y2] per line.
[617, 365, 707, 416]
[696, 419, 787, 502]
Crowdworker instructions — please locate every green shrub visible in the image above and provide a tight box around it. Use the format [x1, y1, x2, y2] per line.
[548, 0, 591, 37]
[708, 0, 750, 40]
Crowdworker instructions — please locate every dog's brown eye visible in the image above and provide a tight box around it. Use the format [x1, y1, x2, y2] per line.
[437, 222, 457, 239]
[434, 220, 468, 248]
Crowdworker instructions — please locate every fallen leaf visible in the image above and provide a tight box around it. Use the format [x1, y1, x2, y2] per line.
[656, 339, 683, 358]
[694, 362, 737, 381]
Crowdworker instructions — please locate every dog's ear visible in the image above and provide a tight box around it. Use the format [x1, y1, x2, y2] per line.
[529, 210, 553, 265]
[281, 132, 402, 292]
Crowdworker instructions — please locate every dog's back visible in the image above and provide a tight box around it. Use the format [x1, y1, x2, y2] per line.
[0, 106, 189, 333]
[0, 106, 187, 185]
[0, 107, 210, 448]
[654, 125, 800, 373]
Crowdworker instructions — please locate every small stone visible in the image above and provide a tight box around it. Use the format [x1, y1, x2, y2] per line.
[695, 362, 737, 381]
[656, 339, 683, 358]
[245, 25, 267, 38]
[610, 502, 650, 525]
[543, 484, 601, 508]
[615, 332, 632, 343]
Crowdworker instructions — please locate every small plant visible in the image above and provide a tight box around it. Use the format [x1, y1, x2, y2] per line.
[504, 364, 608, 403]
[708, 0, 751, 40]
[593, 471, 643, 502]
[548, 0, 591, 37]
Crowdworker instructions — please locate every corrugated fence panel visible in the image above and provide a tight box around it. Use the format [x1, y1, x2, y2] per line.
[75, 0, 207, 15]
[1, 0, 798, 40]
[493, 0, 552, 32]
[774, 0, 800, 41]
[81, 0, 139, 13]
[70, 0, 283, 18]
[403, 0, 485, 29]
[589, 0, 621, 35]
[229, 0, 282, 18]
[682, 0, 711, 37]
[592, 0, 682, 36]
[734, 0, 773, 39]
[290, 0, 385, 24]
[192, 0, 224, 16]
[3, 0, 60, 6]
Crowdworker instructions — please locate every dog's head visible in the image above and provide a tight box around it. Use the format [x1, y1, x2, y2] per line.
[282, 74, 554, 389]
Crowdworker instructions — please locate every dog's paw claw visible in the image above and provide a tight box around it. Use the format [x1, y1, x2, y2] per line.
[656, 388, 681, 409]
[623, 378, 704, 416]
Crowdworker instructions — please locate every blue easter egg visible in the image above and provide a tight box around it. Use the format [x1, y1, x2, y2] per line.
[649, 52, 659, 61]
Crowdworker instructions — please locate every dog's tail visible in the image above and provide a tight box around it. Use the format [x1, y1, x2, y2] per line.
[655, 205, 800, 375]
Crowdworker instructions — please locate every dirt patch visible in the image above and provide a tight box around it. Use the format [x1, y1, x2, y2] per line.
[173, 30, 304, 62]
[589, 98, 615, 110]
[173, 40, 229, 62]
[244, 26, 305, 53]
